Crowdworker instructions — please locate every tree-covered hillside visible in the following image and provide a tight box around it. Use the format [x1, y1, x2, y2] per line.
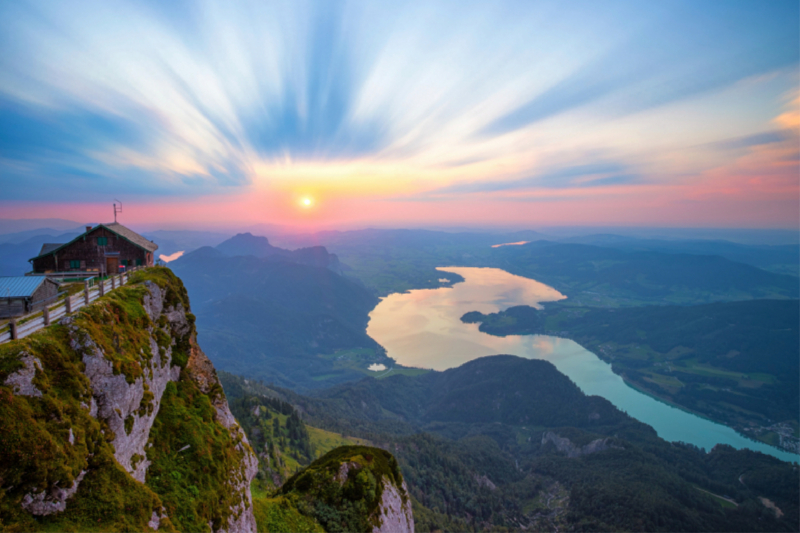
[169, 249, 389, 390]
[462, 299, 800, 453]
[221, 356, 800, 532]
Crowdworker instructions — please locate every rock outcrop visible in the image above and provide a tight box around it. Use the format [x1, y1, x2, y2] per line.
[279, 445, 415, 533]
[542, 431, 624, 458]
[3, 353, 43, 397]
[372, 478, 414, 533]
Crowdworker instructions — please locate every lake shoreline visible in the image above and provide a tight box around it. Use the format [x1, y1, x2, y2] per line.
[367, 266, 799, 463]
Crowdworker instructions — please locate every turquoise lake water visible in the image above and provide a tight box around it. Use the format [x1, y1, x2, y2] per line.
[366, 266, 798, 463]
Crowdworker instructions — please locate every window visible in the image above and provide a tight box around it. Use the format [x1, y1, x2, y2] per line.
[70, 260, 80, 269]
[136, 258, 143, 266]
[97, 237, 108, 246]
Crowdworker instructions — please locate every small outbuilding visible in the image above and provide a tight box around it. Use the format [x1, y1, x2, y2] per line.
[29, 223, 158, 275]
[0, 276, 60, 318]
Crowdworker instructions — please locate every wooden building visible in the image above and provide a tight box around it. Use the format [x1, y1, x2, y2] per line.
[0, 276, 60, 318]
[29, 223, 158, 275]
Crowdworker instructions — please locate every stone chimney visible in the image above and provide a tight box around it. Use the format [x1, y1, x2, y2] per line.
[85, 226, 92, 233]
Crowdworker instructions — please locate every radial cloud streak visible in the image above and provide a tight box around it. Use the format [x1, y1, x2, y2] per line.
[0, 0, 797, 228]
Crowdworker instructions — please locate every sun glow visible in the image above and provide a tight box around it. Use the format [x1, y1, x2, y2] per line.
[300, 196, 314, 208]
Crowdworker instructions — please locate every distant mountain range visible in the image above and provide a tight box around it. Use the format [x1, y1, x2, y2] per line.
[214, 232, 343, 272]
[558, 234, 799, 276]
[0, 230, 84, 276]
[490, 240, 800, 306]
[0, 218, 83, 235]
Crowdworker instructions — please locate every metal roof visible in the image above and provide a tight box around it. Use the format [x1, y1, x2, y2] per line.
[0, 276, 47, 298]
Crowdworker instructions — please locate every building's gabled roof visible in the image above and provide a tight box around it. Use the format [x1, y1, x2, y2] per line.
[0, 276, 49, 298]
[104, 223, 158, 252]
[29, 223, 158, 262]
[39, 243, 63, 255]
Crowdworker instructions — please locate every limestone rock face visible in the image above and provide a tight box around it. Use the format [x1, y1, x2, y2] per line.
[541, 431, 623, 458]
[3, 353, 43, 397]
[372, 478, 415, 533]
[65, 281, 182, 483]
[20, 471, 86, 516]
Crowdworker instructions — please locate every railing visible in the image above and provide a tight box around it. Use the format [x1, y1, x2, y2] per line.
[0, 266, 147, 344]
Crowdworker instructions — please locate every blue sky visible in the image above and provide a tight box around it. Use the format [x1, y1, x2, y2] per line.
[0, 0, 797, 228]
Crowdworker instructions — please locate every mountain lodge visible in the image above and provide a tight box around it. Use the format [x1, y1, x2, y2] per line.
[29, 223, 158, 275]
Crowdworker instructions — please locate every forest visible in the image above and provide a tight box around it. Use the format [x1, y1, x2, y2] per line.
[220, 355, 800, 532]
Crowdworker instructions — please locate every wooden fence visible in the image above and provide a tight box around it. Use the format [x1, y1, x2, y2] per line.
[0, 266, 147, 344]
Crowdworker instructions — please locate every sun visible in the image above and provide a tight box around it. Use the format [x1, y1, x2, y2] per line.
[300, 196, 314, 208]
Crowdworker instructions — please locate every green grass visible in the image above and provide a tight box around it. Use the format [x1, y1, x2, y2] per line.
[310, 373, 341, 382]
[252, 496, 324, 533]
[307, 426, 369, 459]
[643, 372, 683, 390]
[695, 487, 738, 509]
[145, 377, 249, 533]
[372, 366, 431, 380]
[313, 347, 401, 384]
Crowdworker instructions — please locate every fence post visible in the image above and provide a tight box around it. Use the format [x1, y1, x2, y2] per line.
[84, 280, 90, 305]
[99, 278, 105, 297]
[9, 319, 17, 340]
[111, 275, 116, 290]
[66, 295, 73, 314]
[43, 306, 50, 326]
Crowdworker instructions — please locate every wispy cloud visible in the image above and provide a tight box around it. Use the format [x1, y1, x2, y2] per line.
[0, 0, 797, 228]
[432, 162, 640, 194]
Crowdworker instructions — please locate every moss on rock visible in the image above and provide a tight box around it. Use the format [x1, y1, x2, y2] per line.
[144, 377, 250, 532]
[280, 446, 406, 533]
[0, 320, 170, 532]
[0, 267, 256, 532]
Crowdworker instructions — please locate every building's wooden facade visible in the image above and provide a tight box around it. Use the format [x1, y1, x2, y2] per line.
[30, 223, 158, 275]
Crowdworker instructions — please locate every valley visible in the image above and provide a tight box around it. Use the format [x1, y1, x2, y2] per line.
[2, 228, 798, 532]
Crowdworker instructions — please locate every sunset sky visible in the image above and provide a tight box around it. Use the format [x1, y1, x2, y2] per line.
[1, 0, 798, 230]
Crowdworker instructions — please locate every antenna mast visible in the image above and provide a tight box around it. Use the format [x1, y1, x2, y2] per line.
[113, 199, 122, 223]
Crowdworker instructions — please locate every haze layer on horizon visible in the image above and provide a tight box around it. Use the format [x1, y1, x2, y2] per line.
[1, 0, 798, 230]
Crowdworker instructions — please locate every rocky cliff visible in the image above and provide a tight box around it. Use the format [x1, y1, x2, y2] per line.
[0, 267, 257, 532]
[541, 431, 624, 458]
[276, 445, 414, 533]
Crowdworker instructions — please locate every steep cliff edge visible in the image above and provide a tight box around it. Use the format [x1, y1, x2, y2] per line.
[0, 267, 257, 532]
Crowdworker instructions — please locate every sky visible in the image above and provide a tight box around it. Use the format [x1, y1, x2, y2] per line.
[0, 0, 798, 230]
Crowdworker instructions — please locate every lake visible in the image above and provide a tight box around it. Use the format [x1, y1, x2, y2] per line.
[367, 266, 799, 463]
